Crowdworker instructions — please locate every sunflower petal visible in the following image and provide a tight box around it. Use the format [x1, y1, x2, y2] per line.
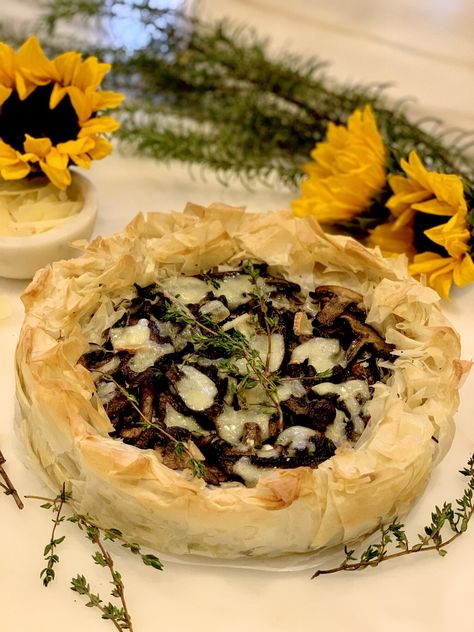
[57, 137, 95, 155]
[74, 57, 111, 90]
[40, 152, 71, 190]
[412, 198, 459, 216]
[87, 136, 113, 160]
[292, 105, 386, 223]
[23, 134, 53, 158]
[65, 86, 92, 122]
[0, 84, 12, 108]
[78, 116, 121, 136]
[53, 51, 82, 85]
[16, 35, 57, 83]
[0, 140, 22, 165]
[91, 89, 125, 111]
[0, 161, 31, 180]
[453, 254, 474, 287]
[0, 43, 15, 86]
[14, 70, 35, 101]
[49, 82, 68, 109]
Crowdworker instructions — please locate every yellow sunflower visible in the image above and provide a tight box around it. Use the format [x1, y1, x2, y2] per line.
[386, 150, 467, 229]
[409, 211, 474, 300]
[0, 36, 123, 189]
[291, 104, 386, 222]
[367, 221, 415, 258]
[370, 150, 474, 299]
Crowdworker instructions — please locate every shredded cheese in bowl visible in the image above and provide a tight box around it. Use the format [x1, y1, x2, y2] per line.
[0, 177, 83, 237]
[0, 172, 97, 279]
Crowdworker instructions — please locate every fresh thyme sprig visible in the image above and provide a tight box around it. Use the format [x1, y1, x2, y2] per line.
[0, 448, 24, 509]
[312, 453, 474, 578]
[97, 371, 206, 479]
[39, 483, 70, 586]
[28, 489, 163, 631]
[163, 289, 284, 430]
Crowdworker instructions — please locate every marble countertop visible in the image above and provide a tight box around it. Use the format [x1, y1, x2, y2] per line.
[1, 1, 473, 631]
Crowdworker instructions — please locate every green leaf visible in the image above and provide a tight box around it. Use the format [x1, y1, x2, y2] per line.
[92, 551, 108, 567]
[141, 554, 163, 570]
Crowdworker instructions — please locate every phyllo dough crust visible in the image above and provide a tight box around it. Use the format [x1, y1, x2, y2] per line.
[15, 203, 468, 559]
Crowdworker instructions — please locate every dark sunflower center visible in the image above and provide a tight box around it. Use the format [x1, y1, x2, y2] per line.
[0, 83, 80, 151]
[413, 211, 449, 257]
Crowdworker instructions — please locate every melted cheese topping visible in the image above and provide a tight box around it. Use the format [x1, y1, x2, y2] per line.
[96, 380, 116, 404]
[199, 300, 230, 322]
[128, 341, 174, 373]
[235, 333, 285, 375]
[175, 365, 218, 411]
[313, 380, 370, 435]
[91, 355, 120, 381]
[161, 276, 209, 304]
[324, 409, 349, 446]
[213, 275, 253, 309]
[290, 337, 346, 373]
[164, 403, 208, 435]
[110, 319, 150, 350]
[215, 407, 271, 446]
[276, 379, 306, 401]
[276, 426, 317, 454]
[232, 457, 266, 487]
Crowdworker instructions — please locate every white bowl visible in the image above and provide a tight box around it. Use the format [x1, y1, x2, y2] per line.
[0, 172, 97, 280]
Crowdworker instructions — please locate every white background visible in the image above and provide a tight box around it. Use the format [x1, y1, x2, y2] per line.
[1, 1, 474, 631]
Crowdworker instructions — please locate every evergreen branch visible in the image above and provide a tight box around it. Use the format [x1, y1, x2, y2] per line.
[312, 453, 474, 578]
[0, 449, 24, 509]
[3, 0, 468, 188]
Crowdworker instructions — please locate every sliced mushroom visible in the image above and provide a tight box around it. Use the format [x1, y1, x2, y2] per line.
[311, 285, 364, 327]
[241, 422, 263, 448]
[307, 399, 337, 431]
[340, 314, 394, 361]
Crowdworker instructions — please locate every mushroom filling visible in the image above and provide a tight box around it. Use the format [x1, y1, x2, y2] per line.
[80, 263, 395, 487]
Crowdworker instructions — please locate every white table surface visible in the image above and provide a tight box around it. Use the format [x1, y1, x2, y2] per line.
[1, 1, 474, 631]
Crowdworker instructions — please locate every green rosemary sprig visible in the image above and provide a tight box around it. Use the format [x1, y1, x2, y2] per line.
[28, 489, 163, 631]
[312, 453, 474, 578]
[24, 0, 473, 188]
[0, 448, 24, 509]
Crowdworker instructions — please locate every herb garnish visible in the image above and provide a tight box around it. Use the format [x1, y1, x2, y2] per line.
[312, 453, 474, 578]
[162, 275, 284, 429]
[98, 371, 206, 479]
[28, 487, 163, 631]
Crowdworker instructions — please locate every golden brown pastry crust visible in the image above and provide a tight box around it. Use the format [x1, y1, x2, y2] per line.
[15, 204, 469, 559]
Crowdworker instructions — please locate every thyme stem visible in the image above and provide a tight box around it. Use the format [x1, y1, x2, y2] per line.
[73, 516, 134, 632]
[0, 449, 24, 509]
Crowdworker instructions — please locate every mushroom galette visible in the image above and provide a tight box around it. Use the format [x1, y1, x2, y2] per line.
[82, 266, 395, 488]
[15, 205, 467, 559]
